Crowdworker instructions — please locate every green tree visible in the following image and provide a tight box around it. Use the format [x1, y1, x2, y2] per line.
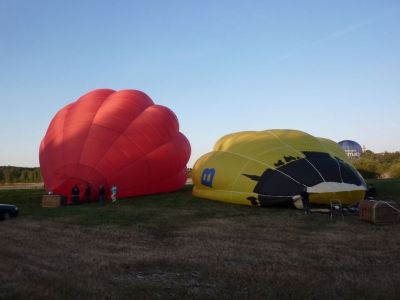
[353, 158, 381, 179]
[358, 150, 400, 178]
[388, 162, 400, 178]
[187, 168, 192, 179]
[3, 168, 13, 183]
[0, 166, 43, 183]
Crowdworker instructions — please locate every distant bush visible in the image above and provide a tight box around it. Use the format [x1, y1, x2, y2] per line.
[187, 168, 192, 179]
[353, 151, 400, 179]
[388, 162, 400, 179]
[353, 159, 381, 179]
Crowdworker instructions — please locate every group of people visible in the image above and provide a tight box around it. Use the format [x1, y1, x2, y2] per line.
[70, 182, 377, 210]
[71, 184, 118, 206]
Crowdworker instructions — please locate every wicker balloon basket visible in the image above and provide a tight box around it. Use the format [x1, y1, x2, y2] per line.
[42, 195, 67, 208]
[359, 200, 400, 225]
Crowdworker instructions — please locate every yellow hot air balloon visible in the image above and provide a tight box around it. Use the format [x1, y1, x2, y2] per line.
[192, 129, 366, 207]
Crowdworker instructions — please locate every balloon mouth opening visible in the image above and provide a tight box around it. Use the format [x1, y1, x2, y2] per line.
[48, 164, 109, 196]
[306, 182, 366, 194]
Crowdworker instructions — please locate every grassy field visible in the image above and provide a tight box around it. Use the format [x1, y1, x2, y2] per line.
[365, 179, 400, 201]
[1, 180, 400, 299]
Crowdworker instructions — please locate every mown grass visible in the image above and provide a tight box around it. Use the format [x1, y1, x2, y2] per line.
[0, 180, 400, 300]
[1, 185, 266, 229]
[2, 179, 398, 227]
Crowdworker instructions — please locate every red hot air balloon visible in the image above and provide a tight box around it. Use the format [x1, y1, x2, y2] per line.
[39, 89, 191, 204]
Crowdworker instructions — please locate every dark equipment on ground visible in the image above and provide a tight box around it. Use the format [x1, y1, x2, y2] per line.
[0, 204, 19, 221]
[330, 200, 344, 220]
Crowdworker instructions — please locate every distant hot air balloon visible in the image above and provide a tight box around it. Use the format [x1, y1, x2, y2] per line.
[192, 129, 366, 207]
[40, 89, 190, 204]
[338, 140, 363, 159]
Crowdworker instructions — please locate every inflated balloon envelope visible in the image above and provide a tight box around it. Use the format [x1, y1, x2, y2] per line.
[192, 129, 366, 207]
[40, 89, 191, 203]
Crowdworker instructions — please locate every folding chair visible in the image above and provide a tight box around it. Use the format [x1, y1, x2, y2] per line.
[330, 199, 344, 220]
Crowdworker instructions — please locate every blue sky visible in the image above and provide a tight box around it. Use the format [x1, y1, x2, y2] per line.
[1, 0, 399, 167]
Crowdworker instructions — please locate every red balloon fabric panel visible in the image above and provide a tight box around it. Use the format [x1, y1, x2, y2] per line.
[39, 89, 191, 203]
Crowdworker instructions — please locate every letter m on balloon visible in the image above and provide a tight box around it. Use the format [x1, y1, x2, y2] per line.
[201, 168, 215, 187]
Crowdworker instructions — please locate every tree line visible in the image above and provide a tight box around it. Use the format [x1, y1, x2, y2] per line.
[353, 151, 400, 179]
[0, 166, 42, 184]
[0, 151, 399, 185]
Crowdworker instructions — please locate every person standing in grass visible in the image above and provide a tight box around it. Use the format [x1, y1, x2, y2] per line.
[365, 184, 377, 200]
[300, 187, 310, 215]
[84, 183, 92, 203]
[98, 185, 106, 206]
[111, 184, 118, 203]
[71, 184, 80, 205]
